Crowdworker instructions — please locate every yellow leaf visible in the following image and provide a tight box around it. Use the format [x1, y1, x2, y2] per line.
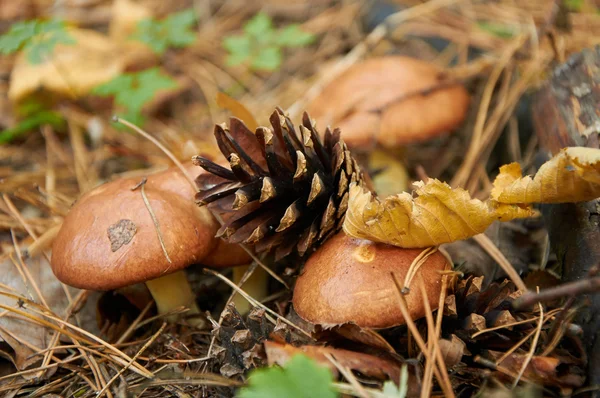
[343, 181, 535, 248]
[491, 147, 600, 204]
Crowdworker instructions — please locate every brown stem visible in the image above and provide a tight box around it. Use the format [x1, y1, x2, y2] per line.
[513, 277, 600, 310]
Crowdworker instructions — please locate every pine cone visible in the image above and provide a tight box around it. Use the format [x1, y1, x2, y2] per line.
[194, 108, 364, 260]
[213, 305, 272, 377]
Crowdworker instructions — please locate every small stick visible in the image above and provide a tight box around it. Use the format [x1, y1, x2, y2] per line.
[514, 277, 600, 309]
[513, 298, 544, 387]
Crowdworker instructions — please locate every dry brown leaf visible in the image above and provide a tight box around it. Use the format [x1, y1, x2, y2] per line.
[0, 254, 99, 376]
[9, 28, 124, 102]
[216, 92, 259, 130]
[343, 181, 535, 248]
[492, 147, 600, 204]
[264, 341, 401, 381]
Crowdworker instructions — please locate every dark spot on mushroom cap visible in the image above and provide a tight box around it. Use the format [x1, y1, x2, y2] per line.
[108, 219, 137, 252]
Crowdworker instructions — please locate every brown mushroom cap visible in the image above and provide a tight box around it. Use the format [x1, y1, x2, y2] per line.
[51, 169, 220, 291]
[307, 57, 470, 148]
[293, 233, 449, 329]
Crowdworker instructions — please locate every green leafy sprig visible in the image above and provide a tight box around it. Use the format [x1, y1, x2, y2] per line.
[0, 19, 75, 64]
[130, 9, 197, 54]
[236, 355, 336, 398]
[223, 12, 315, 71]
[92, 68, 177, 126]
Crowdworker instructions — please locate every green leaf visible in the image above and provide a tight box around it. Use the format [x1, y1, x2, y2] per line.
[0, 20, 38, 54]
[237, 355, 337, 398]
[243, 12, 273, 37]
[130, 9, 197, 54]
[93, 68, 176, 125]
[223, 36, 252, 61]
[477, 21, 518, 39]
[0, 110, 64, 144]
[276, 25, 315, 47]
[0, 19, 75, 64]
[26, 23, 76, 64]
[251, 47, 281, 71]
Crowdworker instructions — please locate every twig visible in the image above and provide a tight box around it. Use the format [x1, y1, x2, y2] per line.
[132, 179, 173, 267]
[514, 277, 600, 309]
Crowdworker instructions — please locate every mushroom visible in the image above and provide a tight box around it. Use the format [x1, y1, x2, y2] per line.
[51, 163, 250, 323]
[293, 233, 449, 329]
[307, 56, 470, 149]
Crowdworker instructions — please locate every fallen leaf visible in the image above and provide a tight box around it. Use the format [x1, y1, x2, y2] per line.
[492, 147, 600, 204]
[9, 28, 124, 102]
[343, 181, 535, 248]
[0, 253, 99, 377]
[264, 341, 401, 381]
[216, 92, 259, 130]
[369, 149, 409, 197]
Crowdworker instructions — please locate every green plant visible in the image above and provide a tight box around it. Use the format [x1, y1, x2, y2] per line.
[130, 9, 197, 54]
[236, 355, 336, 398]
[223, 12, 315, 71]
[0, 100, 64, 144]
[92, 67, 177, 126]
[0, 19, 75, 64]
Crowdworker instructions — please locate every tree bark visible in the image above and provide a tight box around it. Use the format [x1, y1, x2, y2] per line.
[533, 45, 600, 392]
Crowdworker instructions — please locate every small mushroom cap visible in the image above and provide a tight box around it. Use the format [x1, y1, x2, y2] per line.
[293, 233, 449, 329]
[307, 57, 470, 148]
[51, 168, 219, 291]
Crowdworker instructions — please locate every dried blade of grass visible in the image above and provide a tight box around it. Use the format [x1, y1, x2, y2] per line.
[324, 352, 369, 398]
[22, 224, 61, 259]
[472, 307, 562, 338]
[132, 179, 172, 267]
[403, 247, 437, 293]
[98, 323, 167, 397]
[114, 117, 196, 189]
[472, 234, 527, 292]
[390, 273, 453, 398]
[206, 261, 259, 359]
[68, 119, 96, 193]
[116, 301, 154, 345]
[513, 295, 544, 387]
[418, 279, 435, 398]
[432, 275, 453, 397]
[23, 305, 154, 378]
[204, 268, 312, 339]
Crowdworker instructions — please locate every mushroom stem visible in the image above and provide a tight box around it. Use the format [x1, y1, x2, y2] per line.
[145, 270, 202, 325]
[233, 265, 267, 314]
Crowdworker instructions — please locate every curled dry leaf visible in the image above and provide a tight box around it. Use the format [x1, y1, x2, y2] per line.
[492, 147, 600, 204]
[343, 182, 535, 248]
[264, 341, 401, 381]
